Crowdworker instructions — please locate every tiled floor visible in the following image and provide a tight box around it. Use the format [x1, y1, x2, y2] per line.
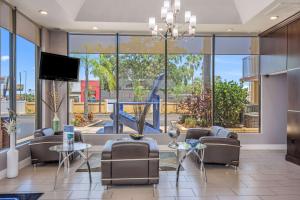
[1, 150, 300, 200]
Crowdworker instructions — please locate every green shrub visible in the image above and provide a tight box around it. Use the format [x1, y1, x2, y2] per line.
[214, 79, 248, 127]
[184, 117, 197, 128]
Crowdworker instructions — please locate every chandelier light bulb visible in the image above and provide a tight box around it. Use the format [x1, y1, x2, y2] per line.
[149, 17, 156, 29]
[174, 0, 181, 12]
[166, 12, 174, 25]
[185, 11, 191, 23]
[161, 7, 167, 19]
[190, 15, 196, 28]
[148, 1, 195, 39]
[164, 0, 170, 9]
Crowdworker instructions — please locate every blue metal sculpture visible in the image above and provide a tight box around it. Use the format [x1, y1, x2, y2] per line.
[102, 74, 164, 134]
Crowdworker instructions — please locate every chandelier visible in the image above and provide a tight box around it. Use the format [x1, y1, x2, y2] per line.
[148, 0, 196, 39]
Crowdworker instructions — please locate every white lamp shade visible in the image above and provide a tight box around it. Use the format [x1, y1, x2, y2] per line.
[161, 7, 167, 19]
[172, 27, 178, 37]
[166, 12, 173, 25]
[185, 11, 191, 23]
[164, 0, 170, 9]
[152, 25, 158, 35]
[174, 0, 180, 12]
[189, 26, 195, 35]
[190, 15, 196, 27]
[149, 17, 156, 29]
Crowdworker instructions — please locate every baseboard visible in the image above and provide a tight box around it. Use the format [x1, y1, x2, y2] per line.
[0, 157, 31, 180]
[242, 144, 287, 150]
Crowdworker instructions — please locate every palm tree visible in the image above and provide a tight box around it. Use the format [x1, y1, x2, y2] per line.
[80, 54, 93, 119]
[90, 55, 116, 112]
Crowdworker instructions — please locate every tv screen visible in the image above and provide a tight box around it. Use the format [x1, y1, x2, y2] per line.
[39, 52, 80, 82]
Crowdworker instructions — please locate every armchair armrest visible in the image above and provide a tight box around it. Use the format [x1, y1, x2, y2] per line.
[200, 136, 241, 148]
[186, 128, 210, 140]
[101, 140, 113, 160]
[147, 140, 159, 158]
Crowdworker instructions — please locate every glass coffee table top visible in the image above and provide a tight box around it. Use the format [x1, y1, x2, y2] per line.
[173, 142, 207, 151]
[49, 143, 92, 152]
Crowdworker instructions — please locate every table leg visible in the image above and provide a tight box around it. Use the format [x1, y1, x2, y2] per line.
[54, 151, 76, 190]
[198, 149, 207, 182]
[78, 151, 92, 184]
[176, 150, 192, 186]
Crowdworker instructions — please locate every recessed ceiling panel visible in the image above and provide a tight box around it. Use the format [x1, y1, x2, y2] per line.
[76, 0, 242, 24]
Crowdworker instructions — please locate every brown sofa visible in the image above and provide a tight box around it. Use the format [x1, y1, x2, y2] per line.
[29, 128, 82, 165]
[186, 126, 241, 166]
[101, 139, 159, 186]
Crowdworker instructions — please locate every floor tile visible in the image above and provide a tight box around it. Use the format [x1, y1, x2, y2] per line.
[0, 150, 299, 200]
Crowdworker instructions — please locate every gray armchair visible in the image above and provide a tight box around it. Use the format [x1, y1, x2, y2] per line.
[101, 139, 159, 186]
[29, 128, 82, 165]
[186, 126, 240, 166]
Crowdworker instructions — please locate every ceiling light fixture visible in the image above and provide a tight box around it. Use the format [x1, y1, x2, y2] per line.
[39, 10, 48, 15]
[148, 0, 196, 39]
[270, 16, 279, 20]
[92, 26, 99, 30]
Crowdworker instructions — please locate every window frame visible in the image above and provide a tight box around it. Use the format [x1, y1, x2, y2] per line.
[67, 33, 261, 134]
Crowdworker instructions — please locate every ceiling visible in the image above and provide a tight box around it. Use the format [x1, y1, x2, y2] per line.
[6, 0, 300, 34]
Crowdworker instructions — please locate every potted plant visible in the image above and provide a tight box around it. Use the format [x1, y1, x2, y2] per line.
[3, 109, 18, 178]
[42, 81, 65, 132]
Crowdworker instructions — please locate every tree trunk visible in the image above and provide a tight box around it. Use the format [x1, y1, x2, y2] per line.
[84, 58, 89, 119]
[202, 55, 211, 90]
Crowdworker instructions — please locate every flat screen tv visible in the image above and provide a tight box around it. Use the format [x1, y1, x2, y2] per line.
[39, 52, 80, 82]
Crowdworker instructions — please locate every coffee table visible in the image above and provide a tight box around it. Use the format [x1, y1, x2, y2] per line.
[175, 142, 207, 185]
[49, 142, 92, 190]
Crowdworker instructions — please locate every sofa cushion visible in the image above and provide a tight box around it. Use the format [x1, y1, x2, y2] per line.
[211, 126, 223, 136]
[42, 128, 54, 136]
[216, 128, 230, 138]
[215, 128, 238, 139]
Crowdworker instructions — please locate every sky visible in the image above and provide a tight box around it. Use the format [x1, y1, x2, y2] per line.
[1, 28, 36, 95]
[1, 27, 247, 99]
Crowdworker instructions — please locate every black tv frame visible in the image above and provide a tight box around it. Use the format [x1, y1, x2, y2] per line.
[39, 52, 80, 82]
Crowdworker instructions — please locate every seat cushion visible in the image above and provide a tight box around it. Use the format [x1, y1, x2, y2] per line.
[211, 126, 223, 136]
[41, 128, 54, 136]
[216, 128, 238, 139]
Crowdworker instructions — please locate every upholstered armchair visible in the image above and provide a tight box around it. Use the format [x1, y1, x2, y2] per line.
[101, 139, 159, 186]
[186, 126, 241, 166]
[29, 128, 82, 165]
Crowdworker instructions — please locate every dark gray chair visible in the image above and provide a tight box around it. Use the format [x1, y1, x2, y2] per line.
[101, 139, 159, 186]
[186, 126, 241, 166]
[29, 128, 82, 165]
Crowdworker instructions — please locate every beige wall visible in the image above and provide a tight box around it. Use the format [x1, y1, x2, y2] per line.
[41, 29, 68, 129]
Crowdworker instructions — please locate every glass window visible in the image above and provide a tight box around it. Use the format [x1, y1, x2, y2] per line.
[214, 55, 260, 133]
[69, 35, 117, 134]
[167, 37, 212, 130]
[16, 35, 36, 143]
[119, 35, 165, 134]
[68, 34, 261, 134]
[0, 28, 11, 149]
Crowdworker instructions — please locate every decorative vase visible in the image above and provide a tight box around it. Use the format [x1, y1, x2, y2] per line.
[168, 121, 180, 149]
[52, 113, 60, 132]
[7, 132, 19, 178]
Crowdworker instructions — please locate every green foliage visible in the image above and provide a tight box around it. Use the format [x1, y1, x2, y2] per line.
[91, 54, 116, 92]
[133, 81, 147, 102]
[214, 78, 248, 127]
[184, 117, 197, 128]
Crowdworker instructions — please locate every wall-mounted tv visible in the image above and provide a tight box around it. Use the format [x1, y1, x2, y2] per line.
[39, 52, 80, 82]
